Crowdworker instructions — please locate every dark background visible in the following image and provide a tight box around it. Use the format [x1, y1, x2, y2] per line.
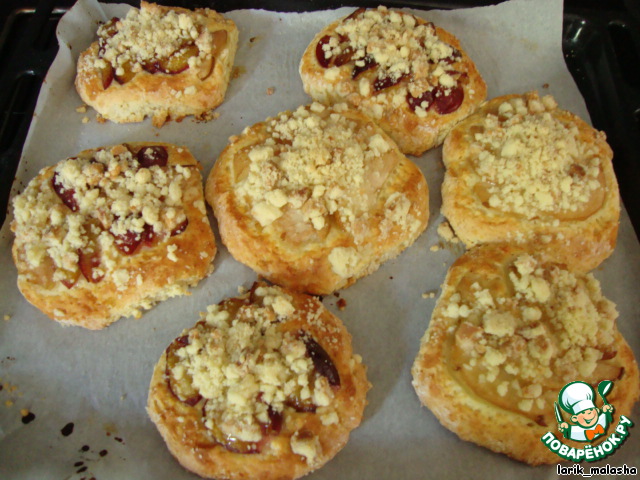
[1, 0, 639, 240]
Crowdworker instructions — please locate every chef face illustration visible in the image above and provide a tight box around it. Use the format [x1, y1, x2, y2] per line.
[556, 381, 614, 442]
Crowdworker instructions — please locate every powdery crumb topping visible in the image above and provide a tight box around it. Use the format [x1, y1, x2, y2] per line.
[172, 286, 336, 446]
[12, 145, 189, 290]
[470, 93, 604, 217]
[235, 103, 419, 276]
[446, 253, 618, 412]
[95, 2, 214, 72]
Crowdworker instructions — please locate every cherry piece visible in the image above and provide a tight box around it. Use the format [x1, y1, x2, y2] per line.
[170, 219, 189, 237]
[333, 46, 354, 67]
[303, 335, 341, 387]
[442, 48, 462, 65]
[143, 223, 155, 245]
[285, 396, 317, 413]
[137, 146, 168, 168]
[165, 335, 203, 407]
[112, 230, 142, 255]
[263, 406, 283, 436]
[315, 35, 332, 68]
[433, 85, 464, 114]
[373, 73, 407, 92]
[406, 89, 435, 112]
[352, 55, 377, 79]
[60, 268, 80, 289]
[78, 248, 104, 283]
[51, 172, 79, 212]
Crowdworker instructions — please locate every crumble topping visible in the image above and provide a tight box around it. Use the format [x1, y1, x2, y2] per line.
[318, 6, 467, 118]
[95, 2, 214, 73]
[470, 93, 605, 217]
[171, 285, 336, 453]
[12, 145, 190, 289]
[445, 252, 618, 413]
[235, 103, 420, 277]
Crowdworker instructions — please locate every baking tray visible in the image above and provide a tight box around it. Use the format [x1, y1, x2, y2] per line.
[1, 0, 640, 238]
[0, 2, 639, 479]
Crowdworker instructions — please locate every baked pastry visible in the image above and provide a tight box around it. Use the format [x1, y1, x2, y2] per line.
[206, 102, 429, 295]
[76, 1, 238, 127]
[411, 244, 639, 465]
[11, 142, 216, 329]
[147, 282, 370, 480]
[299, 6, 487, 155]
[441, 91, 620, 272]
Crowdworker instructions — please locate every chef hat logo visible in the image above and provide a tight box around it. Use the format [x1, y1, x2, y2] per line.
[559, 381, 597, 415]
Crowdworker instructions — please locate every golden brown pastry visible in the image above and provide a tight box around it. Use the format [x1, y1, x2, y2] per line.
[11, 142, 216, 329]
[147, 282, 370, 480]
[411, 244, 639, 465]
[76, 1, 238, 127]
[441, 91, 620, 272]
[206, 102, 429, 295]
[299, 6, 487, 155]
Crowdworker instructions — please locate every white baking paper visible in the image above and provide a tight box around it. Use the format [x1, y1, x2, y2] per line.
[1, 0, 638, 478]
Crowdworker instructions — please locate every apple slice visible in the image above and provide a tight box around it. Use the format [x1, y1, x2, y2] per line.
[114, 60, 136, 85]
[100, 62, 114, 90]
[159, 44, 199, 74]
[195, 30, 227, 80]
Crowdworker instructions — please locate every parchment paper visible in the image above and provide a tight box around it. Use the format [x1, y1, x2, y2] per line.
[1, 0, 638, 478]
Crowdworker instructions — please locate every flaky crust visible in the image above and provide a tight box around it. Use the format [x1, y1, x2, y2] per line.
[441, 92, 620, 272]
[75, 2, 238, 127]
[147, 284, 370, 480]
[205, 104, 429, 295]
[11, 143, 216, 329]
[411, 244, 640, 465]
[299, 7, 486, 156]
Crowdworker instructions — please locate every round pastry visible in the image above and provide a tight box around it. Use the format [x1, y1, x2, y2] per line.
[299, 6, 487, 156]
[441, 91, 620, 272]
[206, 102, 429, 295]
[411, 244, 639, 465]
[11, 142, 216, 329]
[147, 282, 370, 480]
[76, 1, 238, 127]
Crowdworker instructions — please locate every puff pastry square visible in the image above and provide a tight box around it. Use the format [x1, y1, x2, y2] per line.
[147, 282, 370, 480]
[206, 102, 429, 295]
[299, 6, 487, 156]
[411, 244, 639, 465]
[75, 1, 238, 127]
[441, 91, 620, 272]
[11, 142, 216, 329]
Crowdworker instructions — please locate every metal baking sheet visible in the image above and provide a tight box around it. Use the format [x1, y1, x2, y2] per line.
[1, 0, 638, 478]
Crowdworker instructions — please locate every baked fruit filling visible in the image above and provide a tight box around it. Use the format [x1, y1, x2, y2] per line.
[163, 285, 342, 455]
[95, 6, 228, 89]
[14, 144, 192, 290]
[463, 93, 606, 219]
[315, 7, 467, 116]
[443, 252, 623, 427]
